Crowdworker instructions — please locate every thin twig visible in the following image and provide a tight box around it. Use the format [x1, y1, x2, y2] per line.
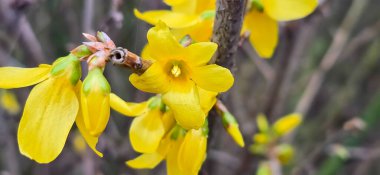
[0, 0, 45, 65]
[206, 0, 247, 174]
[295, 0, 369, 115]
[241, 41, 275, 82]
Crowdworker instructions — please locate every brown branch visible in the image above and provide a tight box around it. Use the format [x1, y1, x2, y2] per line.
[82, 0, 95, 34]
[0, 0, 45, 65]
[206, 0, 247, 174]
[210, 0, 247, 69]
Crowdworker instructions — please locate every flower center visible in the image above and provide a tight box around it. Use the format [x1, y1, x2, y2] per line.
[171, 65, 181, 78]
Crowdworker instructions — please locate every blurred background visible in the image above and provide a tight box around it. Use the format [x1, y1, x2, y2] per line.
[1, 0, 380, 175]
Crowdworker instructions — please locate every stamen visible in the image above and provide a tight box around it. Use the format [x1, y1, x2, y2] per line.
[171, 65, 181, 77]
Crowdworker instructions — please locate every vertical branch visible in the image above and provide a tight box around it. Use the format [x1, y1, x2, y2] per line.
[82, 0, 94, 33]
[0, 0, 45, 65]
[210, 0, 247, 69]
[206, 0, 246, 174]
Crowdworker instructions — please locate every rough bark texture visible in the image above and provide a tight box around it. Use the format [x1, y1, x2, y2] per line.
[211, 0, 246, 69]
[205, 0, 246, 174]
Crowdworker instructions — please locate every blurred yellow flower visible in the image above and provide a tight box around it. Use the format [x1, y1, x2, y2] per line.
[134, 0, 216, 41]
[243, 0, 318, 58]
[0, 90, 20, 115]
[250, 113, 302, 165]
[130, 22, 233, 129]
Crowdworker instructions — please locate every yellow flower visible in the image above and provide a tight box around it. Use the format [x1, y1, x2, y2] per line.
[0, 54, 81, 163]
[127, 126, 208, 175]
[250, 113, 301, 161]
[0, 54, 147, 163]
[130, 22, 234, 129]
[134, 0, 216, 41]
[129, 97, 167, 153]
[243, 0, 318, 58]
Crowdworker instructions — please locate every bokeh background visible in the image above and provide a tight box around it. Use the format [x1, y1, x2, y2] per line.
[1, 0, 380, 175]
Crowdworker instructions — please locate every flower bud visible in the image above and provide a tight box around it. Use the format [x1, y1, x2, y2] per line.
[222, 112, 245, 147]
[50, 54, 81, 85]
[81, 68, 111, 137]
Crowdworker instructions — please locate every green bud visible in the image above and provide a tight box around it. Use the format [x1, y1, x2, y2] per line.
[82, 68, 110, 96]
[200, 10, 216, 20]
[71, 45, 92, 58]
[201, 119, 209, 137]
[50, 54, 81, 85]
[221, 111, 238, 127]
[251, 0, 264, 12]
[148, 96, 162, 109]
[170, 125, 186, 140]
[257, 162, 271, 175]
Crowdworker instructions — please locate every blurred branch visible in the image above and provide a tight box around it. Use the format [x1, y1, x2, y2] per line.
[0, 0, 45, 65]
[82, 0, 94, 33]
[295, 0, 368, 115]
[206, 0, 246, 174]
[241, 41, 275, 82]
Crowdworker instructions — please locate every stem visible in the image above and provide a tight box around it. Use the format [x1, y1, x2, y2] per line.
[206, 0, 247, 174]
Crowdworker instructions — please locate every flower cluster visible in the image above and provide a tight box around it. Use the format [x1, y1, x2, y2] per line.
[0, 32, 147, 163]
[0, 0, 320, 174]
[250, 113, 302, 174]
[135, 0, 318, 58]
[0, 23, 242, 174]
[118, 22, 243, 174]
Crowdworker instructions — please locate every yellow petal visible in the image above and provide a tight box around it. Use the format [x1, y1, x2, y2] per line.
[130, 63, 171, 94]
[257, 113, 269, 132]
[0, 65, 51, 89]
[110, 93, 149, 117]
[130, 109, 166, 153]
[245, 10, 278, 58]
[134, 9, 199, 28]
[17, 78, 78, 163]
[198, 88, 217, 114]
[276, 144, 294, 165]
[170, 0, 197, 14]
[162, 111, 176, 132]
[167, 139, 188, 175]
[191, 64, 234, 92]
[227, 124, 245, 147]
[126, 153, 164, 169]
[253, 133, 269, 144]
[273, 113, 302, 136]
[141, 44, 154, 61]
[184, 42, 217, 66]
[147, 22, 184, 64]
[81, 89, 110, 137]
[263, 0, 318, 21]
[172, 19, 214, 42]
[75, 81, 103, 157]
[163, 83, 205, 129]
[164, 0, 186, 6]
[178, 129, 207, 174]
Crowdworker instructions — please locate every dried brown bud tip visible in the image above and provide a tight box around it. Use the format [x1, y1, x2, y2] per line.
[109, 47, 152, 75]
